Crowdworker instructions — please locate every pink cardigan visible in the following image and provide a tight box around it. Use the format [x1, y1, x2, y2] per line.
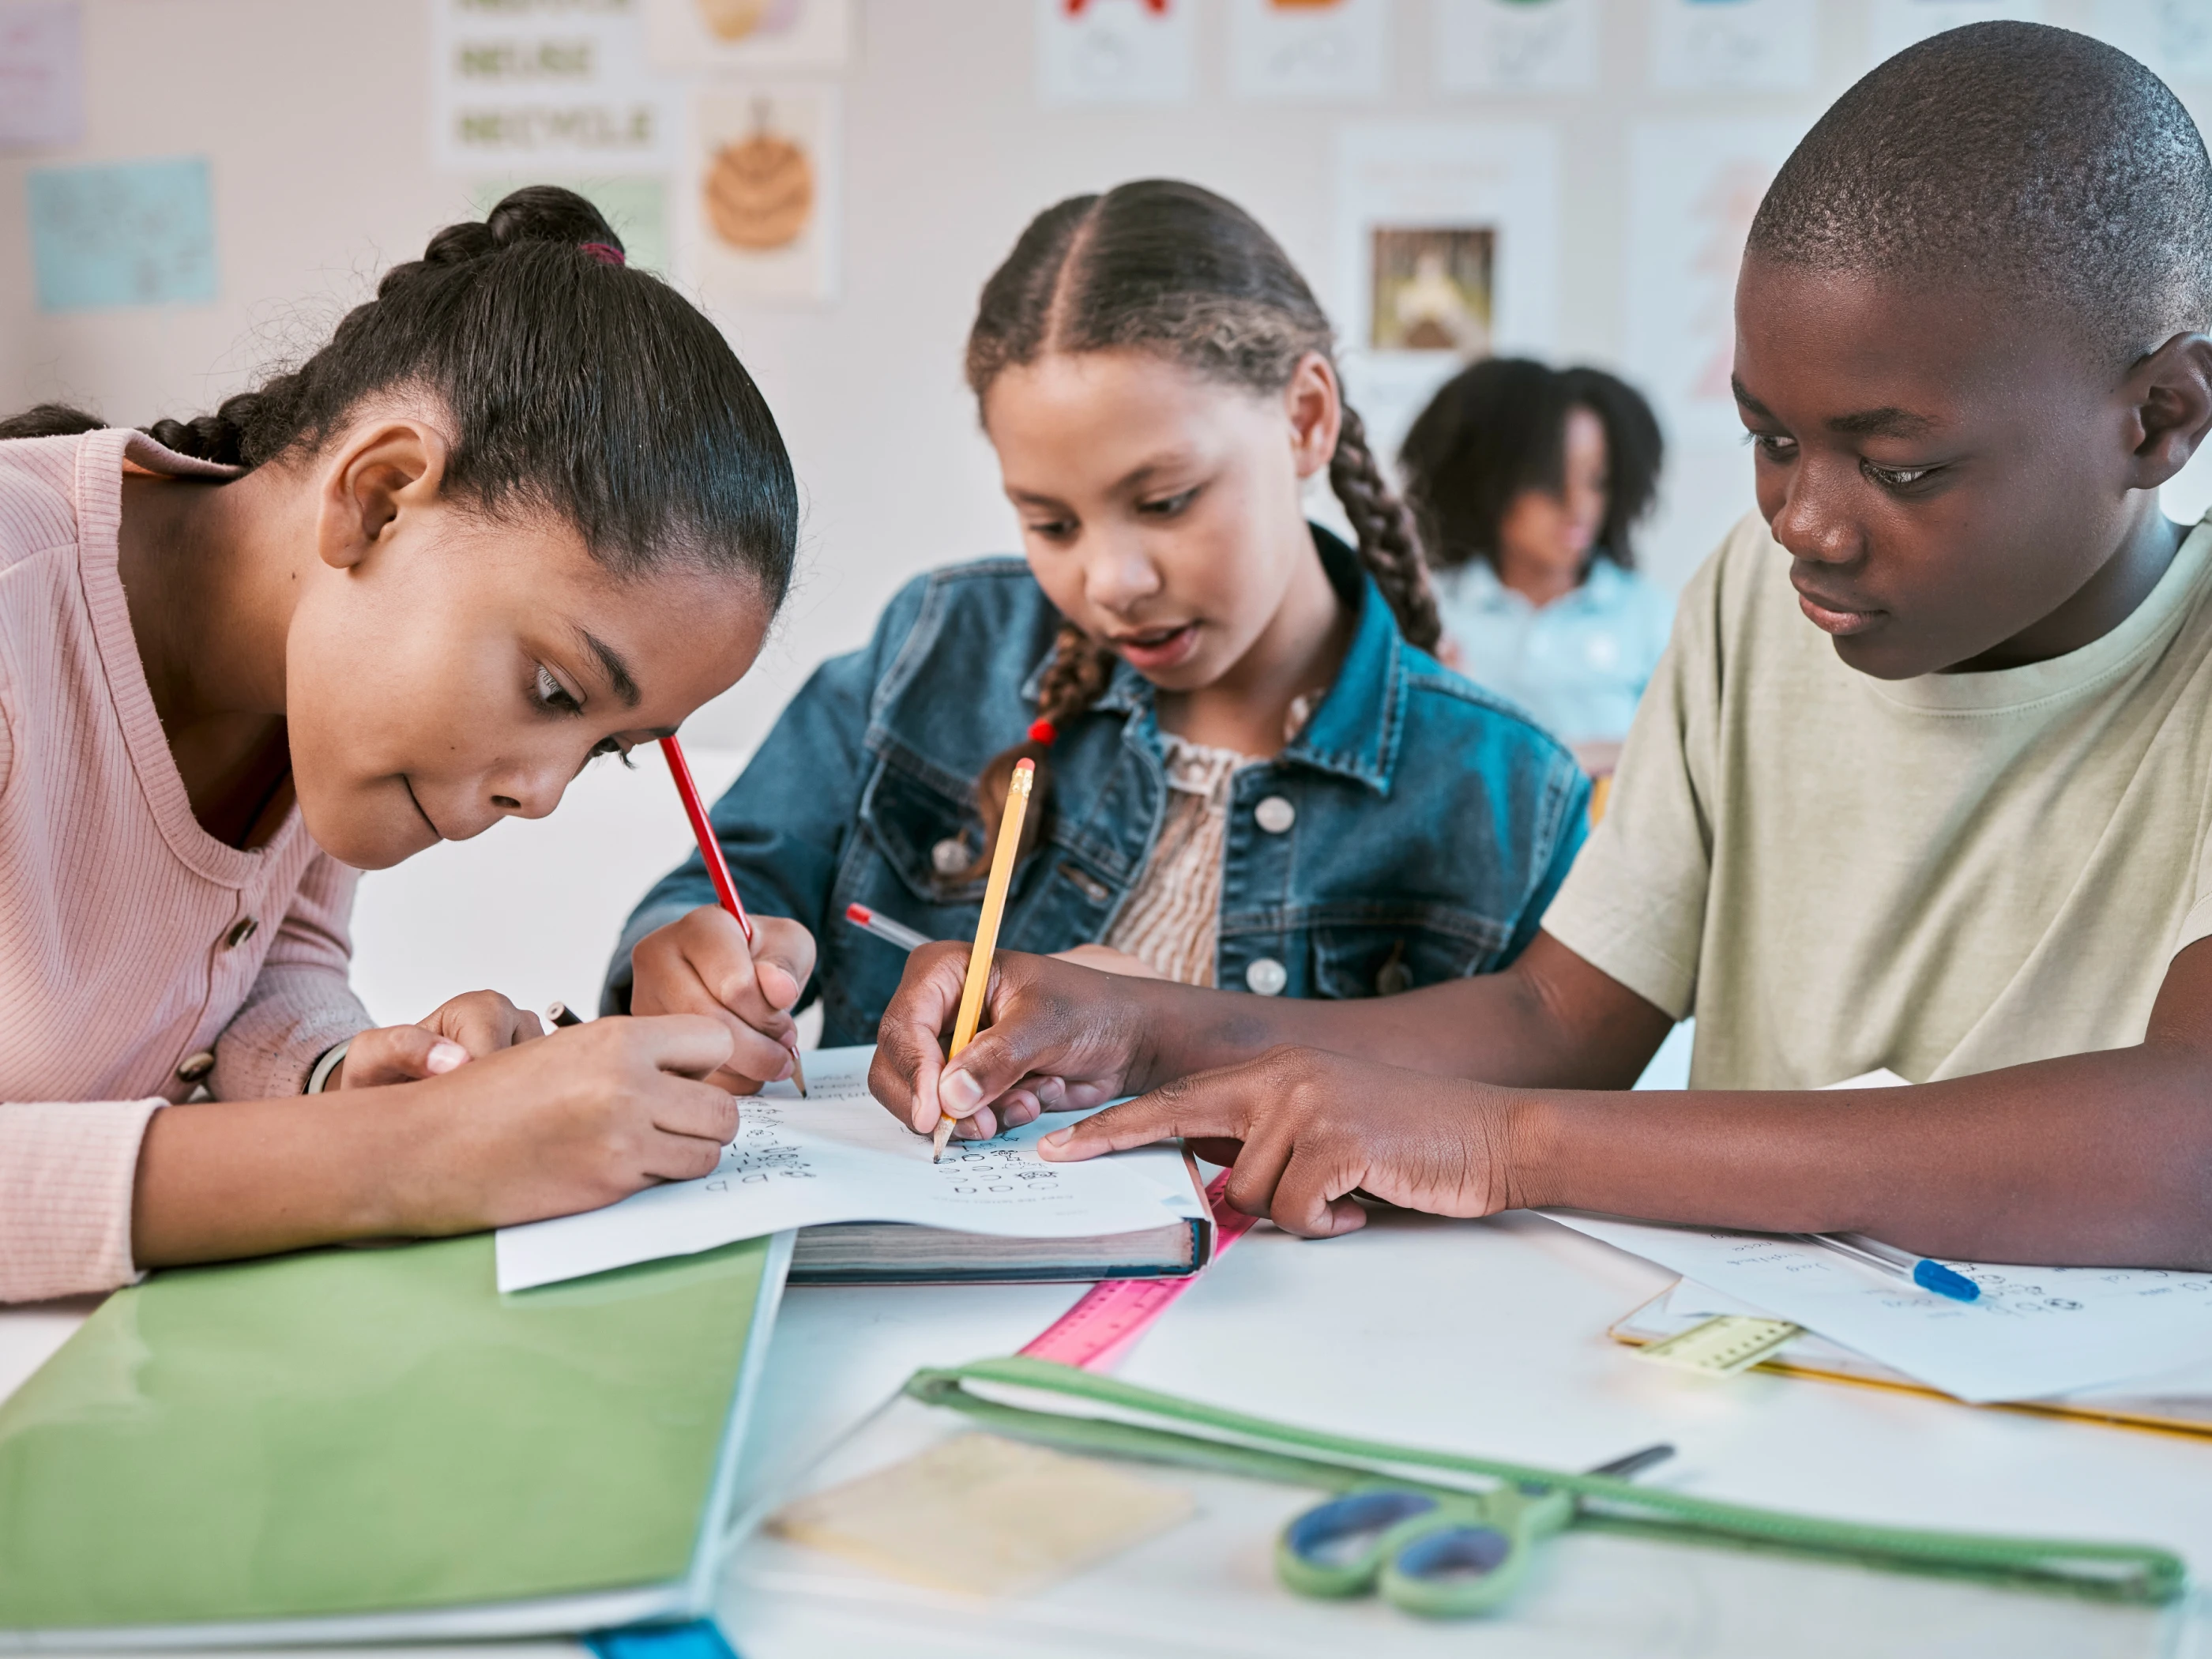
[0, 430, 371, 1302]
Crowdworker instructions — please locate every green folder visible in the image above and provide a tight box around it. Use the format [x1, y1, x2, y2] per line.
[0, 1229, 792, 1645]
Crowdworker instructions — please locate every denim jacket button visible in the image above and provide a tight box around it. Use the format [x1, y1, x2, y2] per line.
[1244, 957, 1288, 996]
[931, 837, 969, 875]
[1254, 796, 1296, 834]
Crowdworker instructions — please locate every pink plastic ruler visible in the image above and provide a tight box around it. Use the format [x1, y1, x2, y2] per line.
[1018, 1170, 1258, 1372]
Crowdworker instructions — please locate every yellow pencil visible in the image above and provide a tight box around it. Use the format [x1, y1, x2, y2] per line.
[933, 758, 1035, 1161]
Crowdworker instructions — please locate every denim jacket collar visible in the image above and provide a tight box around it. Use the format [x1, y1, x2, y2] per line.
[1016, 526, 1405, 796]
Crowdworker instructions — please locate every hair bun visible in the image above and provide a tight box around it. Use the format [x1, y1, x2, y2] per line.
[417, 186, 625, 272]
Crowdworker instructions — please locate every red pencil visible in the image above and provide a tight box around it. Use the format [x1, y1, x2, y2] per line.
[658, 735, 807, 1097]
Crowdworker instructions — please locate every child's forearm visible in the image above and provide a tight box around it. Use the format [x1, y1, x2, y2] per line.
[1517, 1040, 2212, 1267]
[130, 1018, 747, 1272]
[132, 1092, 421, 1267]
[1114, 931, 1670, 1093]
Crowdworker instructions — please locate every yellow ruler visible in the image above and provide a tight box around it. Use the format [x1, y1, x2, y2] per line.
[1635, 1314, 1804, 1375]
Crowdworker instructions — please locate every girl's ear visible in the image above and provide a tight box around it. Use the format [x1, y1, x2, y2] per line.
[314, 419, 452, 571]
[1285, 351, 1343, 481]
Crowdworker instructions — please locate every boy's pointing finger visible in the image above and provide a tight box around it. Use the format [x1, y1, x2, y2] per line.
[1037, 1070, 1251, 1162]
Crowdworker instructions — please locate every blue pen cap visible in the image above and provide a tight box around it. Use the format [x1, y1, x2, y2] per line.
[1912, 1259, 1981, 1303]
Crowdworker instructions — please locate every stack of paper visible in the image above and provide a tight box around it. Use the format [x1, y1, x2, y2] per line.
[1546, 1211, 2212, 1405]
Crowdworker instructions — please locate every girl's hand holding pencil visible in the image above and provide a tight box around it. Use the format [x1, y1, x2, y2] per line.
[629, 906, 818, 1095]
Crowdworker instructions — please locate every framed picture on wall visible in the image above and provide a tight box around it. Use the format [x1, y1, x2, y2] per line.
[644, 0, 852, 73]
[1333, 122, 1558, 470]
[687, 84, 840, 307]
[1367, 225, 1493, 355]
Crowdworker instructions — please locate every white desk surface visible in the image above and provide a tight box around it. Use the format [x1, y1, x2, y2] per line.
[9, 761, 2200, 1654]
[12, 1209, 2206, 1658]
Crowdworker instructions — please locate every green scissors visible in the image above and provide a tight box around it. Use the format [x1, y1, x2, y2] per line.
[1274, 1442, 1676, 1618]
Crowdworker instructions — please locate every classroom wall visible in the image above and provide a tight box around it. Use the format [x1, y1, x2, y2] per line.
[13, 0, 2212, 763]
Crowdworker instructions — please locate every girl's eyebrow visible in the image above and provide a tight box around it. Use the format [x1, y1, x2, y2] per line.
[574, 627, 641, 708]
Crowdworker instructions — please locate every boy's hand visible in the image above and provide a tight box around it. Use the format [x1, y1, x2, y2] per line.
[871, 946, 1145, 1140]
[388, 1014, 742, 1232]
[628, 906, 817, 1094]
[1037, 1047, 1522, 1238]
[1049, 942, 1167, 980]
[331, 989, 544, 1089]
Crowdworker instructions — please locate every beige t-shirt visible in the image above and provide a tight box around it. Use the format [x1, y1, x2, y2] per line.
[1542, 510, 2212, 1089]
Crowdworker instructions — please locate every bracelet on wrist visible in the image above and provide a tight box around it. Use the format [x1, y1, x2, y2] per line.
[304, 1037, 352, 1096]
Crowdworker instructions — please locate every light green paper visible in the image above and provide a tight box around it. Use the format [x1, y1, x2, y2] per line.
[0, 1233, 771, 1627]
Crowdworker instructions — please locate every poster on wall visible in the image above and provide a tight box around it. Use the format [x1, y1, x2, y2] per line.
[0, 1, 82, 150]
[1036, 0, 1195, 106]
[688, 85, 839, 306]
[643, 0, 851, 73]
[1434, 0, 1597, 95]
[27, 156, 217, 312]
[2090, 0, 2212, 83]
[1334, 123, 1559, 468]
[1648, 0, 1815, 92]
[1622, 118, 1805, 450]
[1227, 0, 1389, 103]
[1868, 0, 2041, 66]
[430, 0, 678, 174]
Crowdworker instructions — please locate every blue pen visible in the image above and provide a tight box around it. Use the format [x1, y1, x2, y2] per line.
[1797, 1232, 1981, 1302]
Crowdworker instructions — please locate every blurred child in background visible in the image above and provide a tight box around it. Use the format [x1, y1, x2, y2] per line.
[1401, 359, 1671, 774]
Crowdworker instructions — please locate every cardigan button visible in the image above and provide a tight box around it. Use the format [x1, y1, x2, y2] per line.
[223, 916, 260, 950]
[175, 1050, 216, 1083]
[1254, 796, 1296, 833]
[1244, 957, 1287, 996]
[931, 837, 969, 876]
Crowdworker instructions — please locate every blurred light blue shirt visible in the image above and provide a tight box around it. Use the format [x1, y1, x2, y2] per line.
[1434, 556, 1676, 743]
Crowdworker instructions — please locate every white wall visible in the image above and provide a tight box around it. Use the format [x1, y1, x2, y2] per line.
[9, 0, 2212, 1030]
[15, 0, 2211, 761]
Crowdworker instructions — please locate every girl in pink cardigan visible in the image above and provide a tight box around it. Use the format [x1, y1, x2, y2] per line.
[0, 188, 804, 1302]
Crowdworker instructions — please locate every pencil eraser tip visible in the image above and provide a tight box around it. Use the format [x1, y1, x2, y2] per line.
[1014, 758, 1036, 773]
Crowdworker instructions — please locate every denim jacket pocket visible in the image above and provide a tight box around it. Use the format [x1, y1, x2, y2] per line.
[1308, 909, 1510, 999]
[856, 755, 986, 907]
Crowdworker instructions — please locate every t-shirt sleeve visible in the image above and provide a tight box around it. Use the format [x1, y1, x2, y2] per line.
[2174, 841, 2212, 957]
[1538, 536, 1735, 1021]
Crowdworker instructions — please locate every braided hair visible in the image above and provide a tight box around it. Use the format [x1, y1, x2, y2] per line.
[959, 179, 1440, 873]
[2, 186, 796, 595]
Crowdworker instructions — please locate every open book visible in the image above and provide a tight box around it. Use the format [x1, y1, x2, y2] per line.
[496, 1046, 1215, 1292]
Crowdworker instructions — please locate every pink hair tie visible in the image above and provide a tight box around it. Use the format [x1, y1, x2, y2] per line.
[579, 241, 626, 267]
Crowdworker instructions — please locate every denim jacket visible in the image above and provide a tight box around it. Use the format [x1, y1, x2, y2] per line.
[604, 529, 1589, 1046]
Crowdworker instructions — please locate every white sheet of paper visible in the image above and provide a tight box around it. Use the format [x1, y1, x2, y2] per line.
[496, 1046, 1204, 1292]
[1657, 1279, 2212, 1404]
[1548, 1212, 2212, 1402]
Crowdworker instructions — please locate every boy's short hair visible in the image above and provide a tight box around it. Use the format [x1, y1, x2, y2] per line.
[1747, 22, 2212, 369]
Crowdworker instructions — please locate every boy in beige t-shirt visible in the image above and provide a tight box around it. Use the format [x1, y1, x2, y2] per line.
[869, 23, 2212, 1271]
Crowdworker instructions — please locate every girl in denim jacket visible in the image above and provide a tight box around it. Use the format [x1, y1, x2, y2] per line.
[605, 181, 1588, 1097]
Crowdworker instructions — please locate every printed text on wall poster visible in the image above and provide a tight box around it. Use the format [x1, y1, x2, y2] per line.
[431, 0, 678, 173]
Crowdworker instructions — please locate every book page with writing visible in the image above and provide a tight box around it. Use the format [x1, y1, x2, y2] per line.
[497, 1047, 1202, 1292]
